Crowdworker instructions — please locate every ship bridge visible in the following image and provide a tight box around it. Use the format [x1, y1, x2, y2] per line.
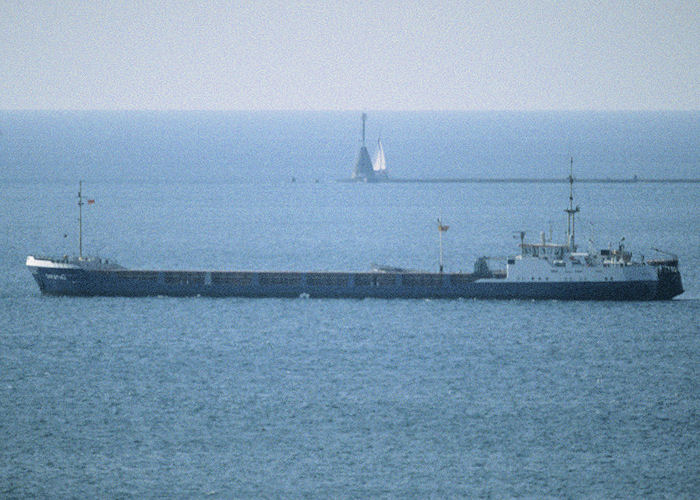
[520, 242, 568, 260]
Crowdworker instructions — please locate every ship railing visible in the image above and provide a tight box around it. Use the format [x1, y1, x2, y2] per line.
[647, 258, 679, 268]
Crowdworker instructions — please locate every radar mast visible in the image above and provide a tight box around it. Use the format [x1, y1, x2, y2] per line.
[78, 180, 83, 258]
[564, 157, 580, 250]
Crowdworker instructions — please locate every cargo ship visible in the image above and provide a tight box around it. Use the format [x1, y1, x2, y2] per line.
[26, 169, 683, 300]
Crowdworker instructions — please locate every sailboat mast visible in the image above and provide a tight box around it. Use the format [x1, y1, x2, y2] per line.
[78, 180, 83, 258]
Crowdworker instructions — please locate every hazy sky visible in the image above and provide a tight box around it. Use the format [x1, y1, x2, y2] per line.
[1, 0, 698, 110]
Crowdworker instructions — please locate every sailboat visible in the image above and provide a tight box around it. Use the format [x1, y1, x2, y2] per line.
[372, 137, 388, 179]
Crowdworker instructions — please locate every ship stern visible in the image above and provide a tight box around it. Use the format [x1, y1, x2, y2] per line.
[655, 265, 684, 300]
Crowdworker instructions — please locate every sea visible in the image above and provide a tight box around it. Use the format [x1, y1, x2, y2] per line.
[1, 111, 698, 497]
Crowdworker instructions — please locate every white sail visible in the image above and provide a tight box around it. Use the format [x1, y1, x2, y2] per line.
[372, 138, 387, 175]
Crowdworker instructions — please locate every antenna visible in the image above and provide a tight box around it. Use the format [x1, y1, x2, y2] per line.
[569, 157, 574, 210]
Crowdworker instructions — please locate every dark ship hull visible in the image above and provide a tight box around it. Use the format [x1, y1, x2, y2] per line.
[27, 263, 683, 301]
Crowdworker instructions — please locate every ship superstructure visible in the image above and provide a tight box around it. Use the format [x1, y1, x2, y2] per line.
[476, 159, 682, 298]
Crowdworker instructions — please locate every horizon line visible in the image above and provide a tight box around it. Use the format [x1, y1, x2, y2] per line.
[1, 108, 699, 113]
